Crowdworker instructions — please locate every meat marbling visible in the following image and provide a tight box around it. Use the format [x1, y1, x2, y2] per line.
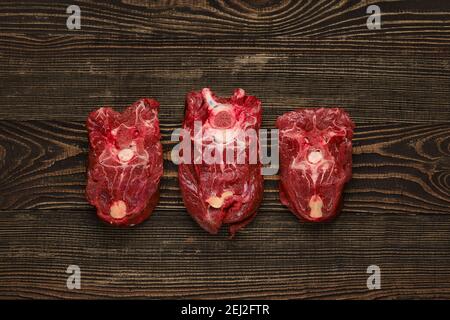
[276, 108, 355, 222]
[178, 88, 263, 236]
[86, 98, 163, 226]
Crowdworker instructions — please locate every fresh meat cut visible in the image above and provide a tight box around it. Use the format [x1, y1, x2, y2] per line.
[178, 88, 263, 236]
[276, 108, 354, 222]
[86, 98, 163, 226]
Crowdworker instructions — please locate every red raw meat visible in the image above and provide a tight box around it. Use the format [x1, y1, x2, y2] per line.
[86, 98, 163, 226]
[178, 88, 263, 236]
[276, 108, 354, 222]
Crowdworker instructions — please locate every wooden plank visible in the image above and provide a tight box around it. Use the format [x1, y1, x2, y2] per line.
[0, 120, 449, 214]
[1, 0, 450, 39]
[1, 37, 450, 122]
[1, 0, 450, 300]
[1, 0, 450, 122]
[1, 209, 450, 299]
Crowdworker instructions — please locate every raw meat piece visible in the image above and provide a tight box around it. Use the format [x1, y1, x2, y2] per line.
[86, 98, 163, 226]
[276, 108, 354, 222]
[178, 88, 263, 236]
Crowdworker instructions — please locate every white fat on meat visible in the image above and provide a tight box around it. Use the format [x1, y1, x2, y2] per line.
[291, 149, 331, 185]
[309, 195, 323, 219]
[118, 148, 135, 162]
[206, 191, 234, 209]
[110, 200, 127, 219]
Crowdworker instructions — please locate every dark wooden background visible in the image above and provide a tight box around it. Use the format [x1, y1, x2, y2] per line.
[0, 0, 449, 299]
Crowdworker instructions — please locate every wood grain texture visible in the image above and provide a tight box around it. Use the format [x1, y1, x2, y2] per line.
[1, 0, 450, 39]
[1, 210, 450, 299]
[0, 0, 450, 299]
[1, 38, 450, 122]
[0, 120, 449, 214]
[1, 0, 450, 123]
